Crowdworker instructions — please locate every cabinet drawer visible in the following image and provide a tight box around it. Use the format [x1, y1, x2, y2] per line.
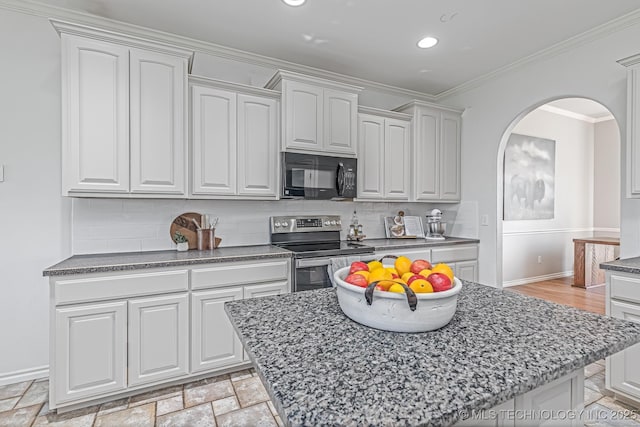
[191, 259, 290, 290]
[54, 269, 189, 305]
[611, 274, 640, 304]
[431, 245, 478, 263]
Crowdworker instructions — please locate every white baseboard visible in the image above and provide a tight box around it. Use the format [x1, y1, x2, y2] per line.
[503, 270, 573, 288]
[0, 365, 48, 386]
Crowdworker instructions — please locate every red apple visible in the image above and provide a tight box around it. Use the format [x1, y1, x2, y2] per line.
[427, 272, 452, 292]
[345, 273, 369, 288]
[406, 274, 426, 285]
[410, 259, 433, 274]
[349, 261, 369, 275]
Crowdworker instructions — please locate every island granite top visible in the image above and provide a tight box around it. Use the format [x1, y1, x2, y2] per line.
[363, 236, 479, 251]
[600, 256, 640, 275]
[43, 245, 292, 276]
[225, 282, 640, 427]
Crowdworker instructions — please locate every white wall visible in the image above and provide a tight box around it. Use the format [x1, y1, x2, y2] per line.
[440, 22, 640, 287]
[594, 119, 621, 232]
[0, 9, 71, 384]
[502, 108, 595, 285]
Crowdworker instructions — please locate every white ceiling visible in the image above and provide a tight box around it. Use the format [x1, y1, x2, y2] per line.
[544, 98, 613, 120]
[38, 0, 640, 96]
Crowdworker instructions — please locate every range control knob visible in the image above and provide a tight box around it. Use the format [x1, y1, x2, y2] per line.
[330, 220, 337, 226]
[336, 220, 342, 225]
[324, 220, 331, 226]
[274, 222, 281, 228]
[282, 221, 289, 227]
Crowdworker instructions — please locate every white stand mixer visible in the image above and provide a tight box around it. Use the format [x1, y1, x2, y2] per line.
[425, 209, 446, 240]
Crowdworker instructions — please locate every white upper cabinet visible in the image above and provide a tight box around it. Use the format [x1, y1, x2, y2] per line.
[61, 36, 130, 194]
[619, 55, 640, 198]
[130, 49, 186, 194]
[395, 101, 463, 202]
[189, 76, 280, 199]
[265, 70, 362, 156]
[53, 21, 192, 198]
[357, 107, 410, 201]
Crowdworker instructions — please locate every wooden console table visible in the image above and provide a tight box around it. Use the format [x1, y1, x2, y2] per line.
[573, 237, 619, 288]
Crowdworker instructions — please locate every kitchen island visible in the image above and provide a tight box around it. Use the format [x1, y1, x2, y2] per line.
[225, 281, 640, 426]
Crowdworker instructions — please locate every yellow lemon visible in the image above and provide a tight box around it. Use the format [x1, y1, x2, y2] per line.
[388, 283, 406, 293]
[386, 267, 399, 277]
[401, 272, 414, 282]
[354, 270, 370, 281]
[368, 267, 392, 284]
[367, 260, 383, 271]
[418, 268, 432, 278]
[394, 256, 412, 276]
[432, 263, 454, 281]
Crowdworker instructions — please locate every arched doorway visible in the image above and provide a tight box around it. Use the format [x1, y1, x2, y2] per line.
[496, 97, 621, 293]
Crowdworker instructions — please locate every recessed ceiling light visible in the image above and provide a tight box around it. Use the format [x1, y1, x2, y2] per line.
[417, 36, 438, 49]
[282, 0, 306, 6]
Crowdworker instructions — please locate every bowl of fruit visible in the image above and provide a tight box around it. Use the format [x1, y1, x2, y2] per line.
[333, 256, 462, 333]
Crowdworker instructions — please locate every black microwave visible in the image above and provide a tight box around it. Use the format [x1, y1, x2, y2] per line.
[281, 152, 357, 200]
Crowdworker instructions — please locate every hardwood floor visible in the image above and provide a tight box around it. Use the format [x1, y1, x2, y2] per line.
[506, 276, 606, 315]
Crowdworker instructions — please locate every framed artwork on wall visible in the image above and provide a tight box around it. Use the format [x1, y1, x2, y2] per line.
[503, 133, 556, 220]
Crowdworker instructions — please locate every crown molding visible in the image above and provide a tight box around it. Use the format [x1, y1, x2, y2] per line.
[537, 104, 614, 123]
[264, 69, 363, 93]
[435, 7, 640, 101]
[188, 75, 281, 99]
[358, 105, 412, 121]
[0, 0, 436, 102]
[393, 99, 464, 115]
[618, 53, 640, 67]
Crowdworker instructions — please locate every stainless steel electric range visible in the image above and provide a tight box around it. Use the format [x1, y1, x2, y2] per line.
[270, 215, 374, 292]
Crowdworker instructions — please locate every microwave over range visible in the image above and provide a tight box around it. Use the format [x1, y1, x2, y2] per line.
[281, 152, 357, 200]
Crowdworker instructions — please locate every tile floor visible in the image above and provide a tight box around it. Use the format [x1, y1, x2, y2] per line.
[0, 362, 638, 426]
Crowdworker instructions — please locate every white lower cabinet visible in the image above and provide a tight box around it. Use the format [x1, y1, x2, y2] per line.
[605, 272, 640, 405]
[455, 260, 479, 282]
[128, 294, 189, 386]
[50, 258, 291, 410]
[54, 301, 127, 403]
[191, 288, 244, 372]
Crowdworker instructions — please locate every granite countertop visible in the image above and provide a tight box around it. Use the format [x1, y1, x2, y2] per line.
[43, 245, 293, 276]
[601, 256, 640, 275]
[363, 236, 479, 251]
[225, 283, 640, 427]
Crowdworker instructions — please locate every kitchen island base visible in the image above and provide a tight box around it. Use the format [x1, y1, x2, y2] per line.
[456, 369, 583, 426]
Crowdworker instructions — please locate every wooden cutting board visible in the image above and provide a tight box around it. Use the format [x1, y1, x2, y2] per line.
[170, 212, 222, 250]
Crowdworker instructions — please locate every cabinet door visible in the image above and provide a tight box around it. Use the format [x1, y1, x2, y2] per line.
[414, 107, 440, 200]
[324, 89, 357, 155]
[128, 294, 189, 386]
[455, 260, 478, 282]
[608, 300, 640, 400]
[54, 301, 126, 404]
[130, 49, 187, 194]
[237, 94, 278, 198]
[243, 281, 290, 299]
[61, 35, 130, 194]
[191, 86, 237, 195]
[191, 288, 244, 372]
[627, 65, 640, 197]
[440, 111, 461, 201]
[283, 81, 323, 151]
[357, 114, 385, 199]
[384, 118, 410, 200]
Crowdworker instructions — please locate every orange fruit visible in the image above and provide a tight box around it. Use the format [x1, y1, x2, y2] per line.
[385, 267, 399, 277]
[394, 256, 412, 276]
[354, 270, 370, 281]
[367, 260, 383, 271]
[432, 263, 454, 281]
[409, 279, 434, 293]
[388, 283, 406, 293]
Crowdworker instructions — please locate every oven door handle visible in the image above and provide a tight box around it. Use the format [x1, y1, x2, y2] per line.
[295, 258, 333, 268]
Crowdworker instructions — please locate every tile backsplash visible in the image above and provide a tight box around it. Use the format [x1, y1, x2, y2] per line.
[71, 198, 476, 254]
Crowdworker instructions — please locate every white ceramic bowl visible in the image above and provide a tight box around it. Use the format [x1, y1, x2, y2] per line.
[334, 266, 462, 333]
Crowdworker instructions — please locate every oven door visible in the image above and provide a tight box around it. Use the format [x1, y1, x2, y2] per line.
[294, 257, 333, 292]
[282, 152, 357, 200]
